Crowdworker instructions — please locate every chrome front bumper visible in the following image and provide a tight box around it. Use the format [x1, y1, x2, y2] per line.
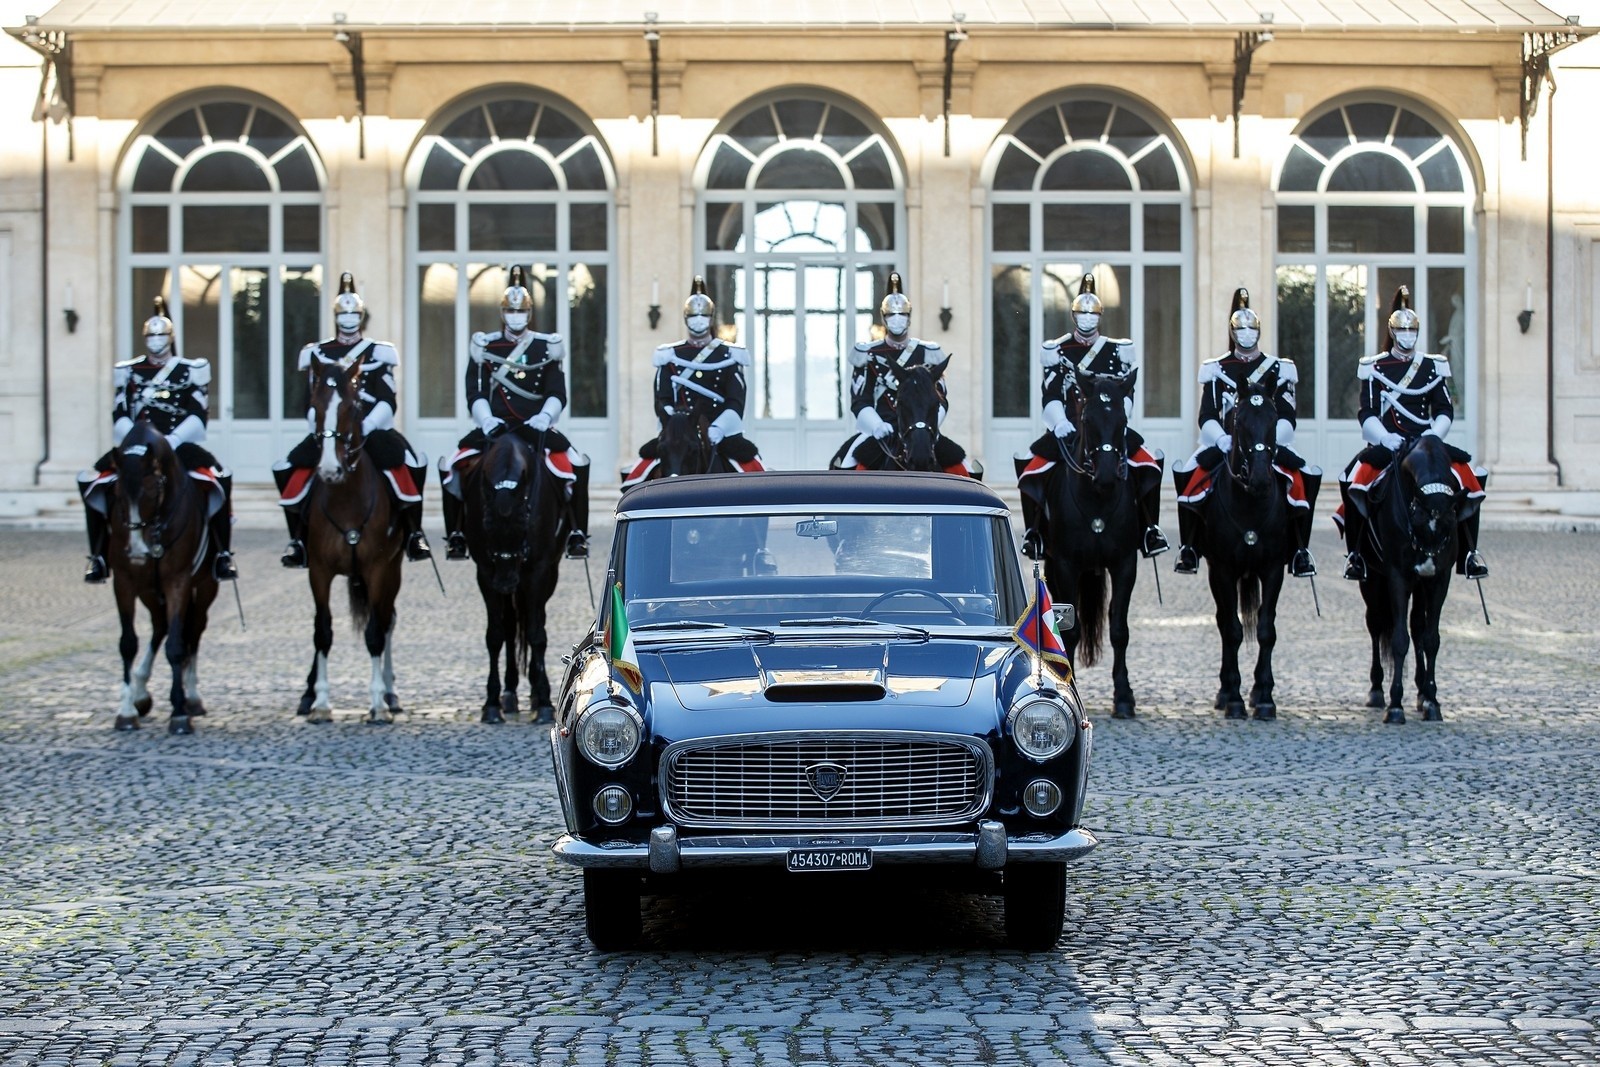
[551, 821, 1098, 872]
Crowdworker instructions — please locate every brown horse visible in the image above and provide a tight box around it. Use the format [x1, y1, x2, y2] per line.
[294, 355, 406, 723]
[106, 421, 220, 734]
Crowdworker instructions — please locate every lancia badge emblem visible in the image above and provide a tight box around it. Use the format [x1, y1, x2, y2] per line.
[1091, 517, 1105, 534]
[806, 762, 847, 802]
[1244, 530, 1258, 545]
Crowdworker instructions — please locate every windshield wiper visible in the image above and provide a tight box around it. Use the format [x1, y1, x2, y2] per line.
[776, 617, 929, 639]
[631, 621, 773, 639]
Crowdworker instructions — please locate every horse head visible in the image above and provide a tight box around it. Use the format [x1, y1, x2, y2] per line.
[309, 356, 366, 483]
[481, 433, 538, 594]
[115, 420, 180, 565]
[1226, 377, 1279, 496]
[892, 364, 943, 471]
[658, 409, 712, 478]
[1397, 435, 1458, 578]
[1073, 368, 1133, 491]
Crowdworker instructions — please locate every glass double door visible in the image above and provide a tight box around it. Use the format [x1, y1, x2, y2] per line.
[719, 257, 883, 470]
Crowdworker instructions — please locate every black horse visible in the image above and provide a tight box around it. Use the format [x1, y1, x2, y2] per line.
[105, 421, 220, 734]
[1190, 379, 1292, 720]
[1040, 370, 1143, 719]
[1353, 435, 1470, 723]
[464, 429, 570, 724]
[653, 409, 714, 479]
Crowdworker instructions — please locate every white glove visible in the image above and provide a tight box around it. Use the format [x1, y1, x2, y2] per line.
[1216, 434, 1232, 454]
[164, 434, 183, 451]
[471, 331, 491, 349]
[872, 420, 894, 440]
[1381, 431, 1405, 451]
[480, 415, 506, 437]
[707, 424, 725, 444]
[1052, 418, 1074, 438]
[526, 413, 552, 431]
[1424, 414, 1452, 439]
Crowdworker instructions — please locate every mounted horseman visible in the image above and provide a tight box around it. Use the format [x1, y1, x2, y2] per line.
[274, 273, 432, 568]
[439, 265, 591, 561]
[1015, 272, 1167, 561]
[1171, 287, 1320, 579]
[78, 296, 235, 585]
[828, 272, 977, 476]
[622, 276, 767, 487]
[1335, 285, 1488, 582]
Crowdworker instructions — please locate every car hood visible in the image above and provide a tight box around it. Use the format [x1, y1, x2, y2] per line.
[646, 637, 1001, 740]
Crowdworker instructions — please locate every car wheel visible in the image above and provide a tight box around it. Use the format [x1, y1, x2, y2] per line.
[583, 869, 642, 951]
[1003, 862, 1067, 950]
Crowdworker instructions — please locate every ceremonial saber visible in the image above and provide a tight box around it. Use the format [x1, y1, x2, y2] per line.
[427, 550, 447, 597]
[582, 552, 595, 609]
[1149, 554, 1163, 606]
[1475, 576, 1491, 626]
[1308, 572, 1321, 618]
[230, 575, 247, 631]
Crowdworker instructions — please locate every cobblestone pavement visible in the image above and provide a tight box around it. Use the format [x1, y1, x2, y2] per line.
[2, 517, 1598, 1067]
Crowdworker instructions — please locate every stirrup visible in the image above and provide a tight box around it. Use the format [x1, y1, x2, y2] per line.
[1464, 550, 1488, 580]
[1343, 553, 1366, 582]
[564, 531, 589, 560]
[1173, 545, 1199, 575]
[445, 532, 469, 561]
[213, 551, 238, 581]
[1021, 529, 1045, 561]
[1141, 526, 1170, 558]
[1290, 548, 1317, 579]
[280, 540, 307, 569]
[84, 555, 108, 584]
[405, 531, 433, 562]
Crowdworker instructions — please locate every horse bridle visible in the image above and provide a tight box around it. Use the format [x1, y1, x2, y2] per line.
[122, 457, 171, 557]
[1223, 398, 1275, 488]
[1063, 392, 1128, 483]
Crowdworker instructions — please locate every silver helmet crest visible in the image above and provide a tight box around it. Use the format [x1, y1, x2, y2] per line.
[1386, 285, 1420, 333]
[143, 295, 175, 340]
[879, 272, 912, 318]
[502, 265, 534, 314]
[1228, 287, 1261, 351]
[1071, 273, 1103, 316]
[331, 272, 365, 318]
[682, 275, 714, 319]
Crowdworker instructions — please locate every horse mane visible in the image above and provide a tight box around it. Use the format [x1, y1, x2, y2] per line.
[116, 421, 178, 481]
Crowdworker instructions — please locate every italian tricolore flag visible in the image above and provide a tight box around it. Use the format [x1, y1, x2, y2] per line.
[606, 582, 643, 693]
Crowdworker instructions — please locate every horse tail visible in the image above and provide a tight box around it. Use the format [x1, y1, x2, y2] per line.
[1076, 567, 1107, 667]
[514, 584, 537, 677]
[1237, 573, 1261, 636]
[347, 574, 371, 630]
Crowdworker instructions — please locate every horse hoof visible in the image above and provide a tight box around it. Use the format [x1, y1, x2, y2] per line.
[1214, 688, 1228, 711]
[114, 715, 140, 732]
[367, 710, 393, 725]
[297, 695, 314, 716]
[134, 695, 153, 716]
[534, 704, 555, 725]
[501, 693, 520, 719]
[481, 706, 505, 725]
[1224, 702, 1248, 720]
[1419, 700, 1442, 722]
[1252, 703, 1277, 721]
[385, 692, 402, 711]
[1383, 707, 1406, 725]
[306, 707, 332, 724]
[187, 701, 207, 717]
[1366, 689, 1385, 709]
[168, 716, 193, 736]
[1111, 702, 1136, 720]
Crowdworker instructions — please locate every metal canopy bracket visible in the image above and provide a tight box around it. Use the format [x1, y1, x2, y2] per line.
[9, 16, 74, 159]
[943, 14, 967, 158]
[1522, 30, 1579, 162]
[1232, 27, 1271, 160]
[645, 12, 660, 158]
[333, 14, 366, 159]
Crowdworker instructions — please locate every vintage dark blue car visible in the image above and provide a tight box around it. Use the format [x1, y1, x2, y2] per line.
[550, 471, 1096, 949]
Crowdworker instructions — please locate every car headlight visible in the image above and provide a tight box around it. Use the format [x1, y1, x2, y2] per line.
[576, 704, 643, 768]
[1009, 698, 1071, 761]
[1022, 778, 1063, 817]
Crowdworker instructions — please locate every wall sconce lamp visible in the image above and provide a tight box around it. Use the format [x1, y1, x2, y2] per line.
[64, 283, 78, 333]
[939, 278, 953, 331]
[1518, 281, 1535, 334]
[647, 276, 662, 330]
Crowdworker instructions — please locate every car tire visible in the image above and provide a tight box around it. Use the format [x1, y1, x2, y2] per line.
[583, 869, 642, 951]
[1003, 862, 1067, 950]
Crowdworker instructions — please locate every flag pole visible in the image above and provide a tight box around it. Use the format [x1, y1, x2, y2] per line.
[601, 566, 619, 698]
[1033, 562, 1045, 689]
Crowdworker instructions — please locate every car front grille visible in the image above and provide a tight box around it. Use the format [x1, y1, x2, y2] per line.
[661, 732, 991, 829]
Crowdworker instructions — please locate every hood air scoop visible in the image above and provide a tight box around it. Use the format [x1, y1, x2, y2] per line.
[760, 668, 887, 703]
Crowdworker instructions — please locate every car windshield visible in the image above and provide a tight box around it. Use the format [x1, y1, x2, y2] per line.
[619, 511, 1022, 630]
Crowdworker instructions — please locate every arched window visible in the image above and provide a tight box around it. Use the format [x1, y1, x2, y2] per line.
[1274, 99, 1475, 460]
[407, 92, 616, 473]
[985, 95, 1191, 464]
[698, 94, 904, 469]
[120, 97, 326, 473]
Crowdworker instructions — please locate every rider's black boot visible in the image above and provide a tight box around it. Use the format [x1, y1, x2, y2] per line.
[211, 472, 238, 581]
[1015, 455, 1046, 560]
[273, 466, 307, 568]
[402, 463, 432, 561]
[83, 504, 108, 583]
[1458, 507, 1488, 579]
[565, 459, 590, 560]
[1173, 498, 1200, 574]
[1138, 472, 1169, 558]
[441, 488, 468, 561]
[1338, 480, 1366, 581]
[1289, 470, 1319, 578]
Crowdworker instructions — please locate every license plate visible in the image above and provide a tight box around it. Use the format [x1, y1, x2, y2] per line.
[786, 847, 873, 872]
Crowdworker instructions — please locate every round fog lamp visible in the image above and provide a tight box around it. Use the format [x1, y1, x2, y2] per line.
[1023, 778, 1063, 817]
[593, 784, 633, 825]
[1011, 701, 1071, 761]
[578, 705, 642, 768]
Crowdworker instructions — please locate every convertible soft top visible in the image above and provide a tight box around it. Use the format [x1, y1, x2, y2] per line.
[616, 471, 1007, 514]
